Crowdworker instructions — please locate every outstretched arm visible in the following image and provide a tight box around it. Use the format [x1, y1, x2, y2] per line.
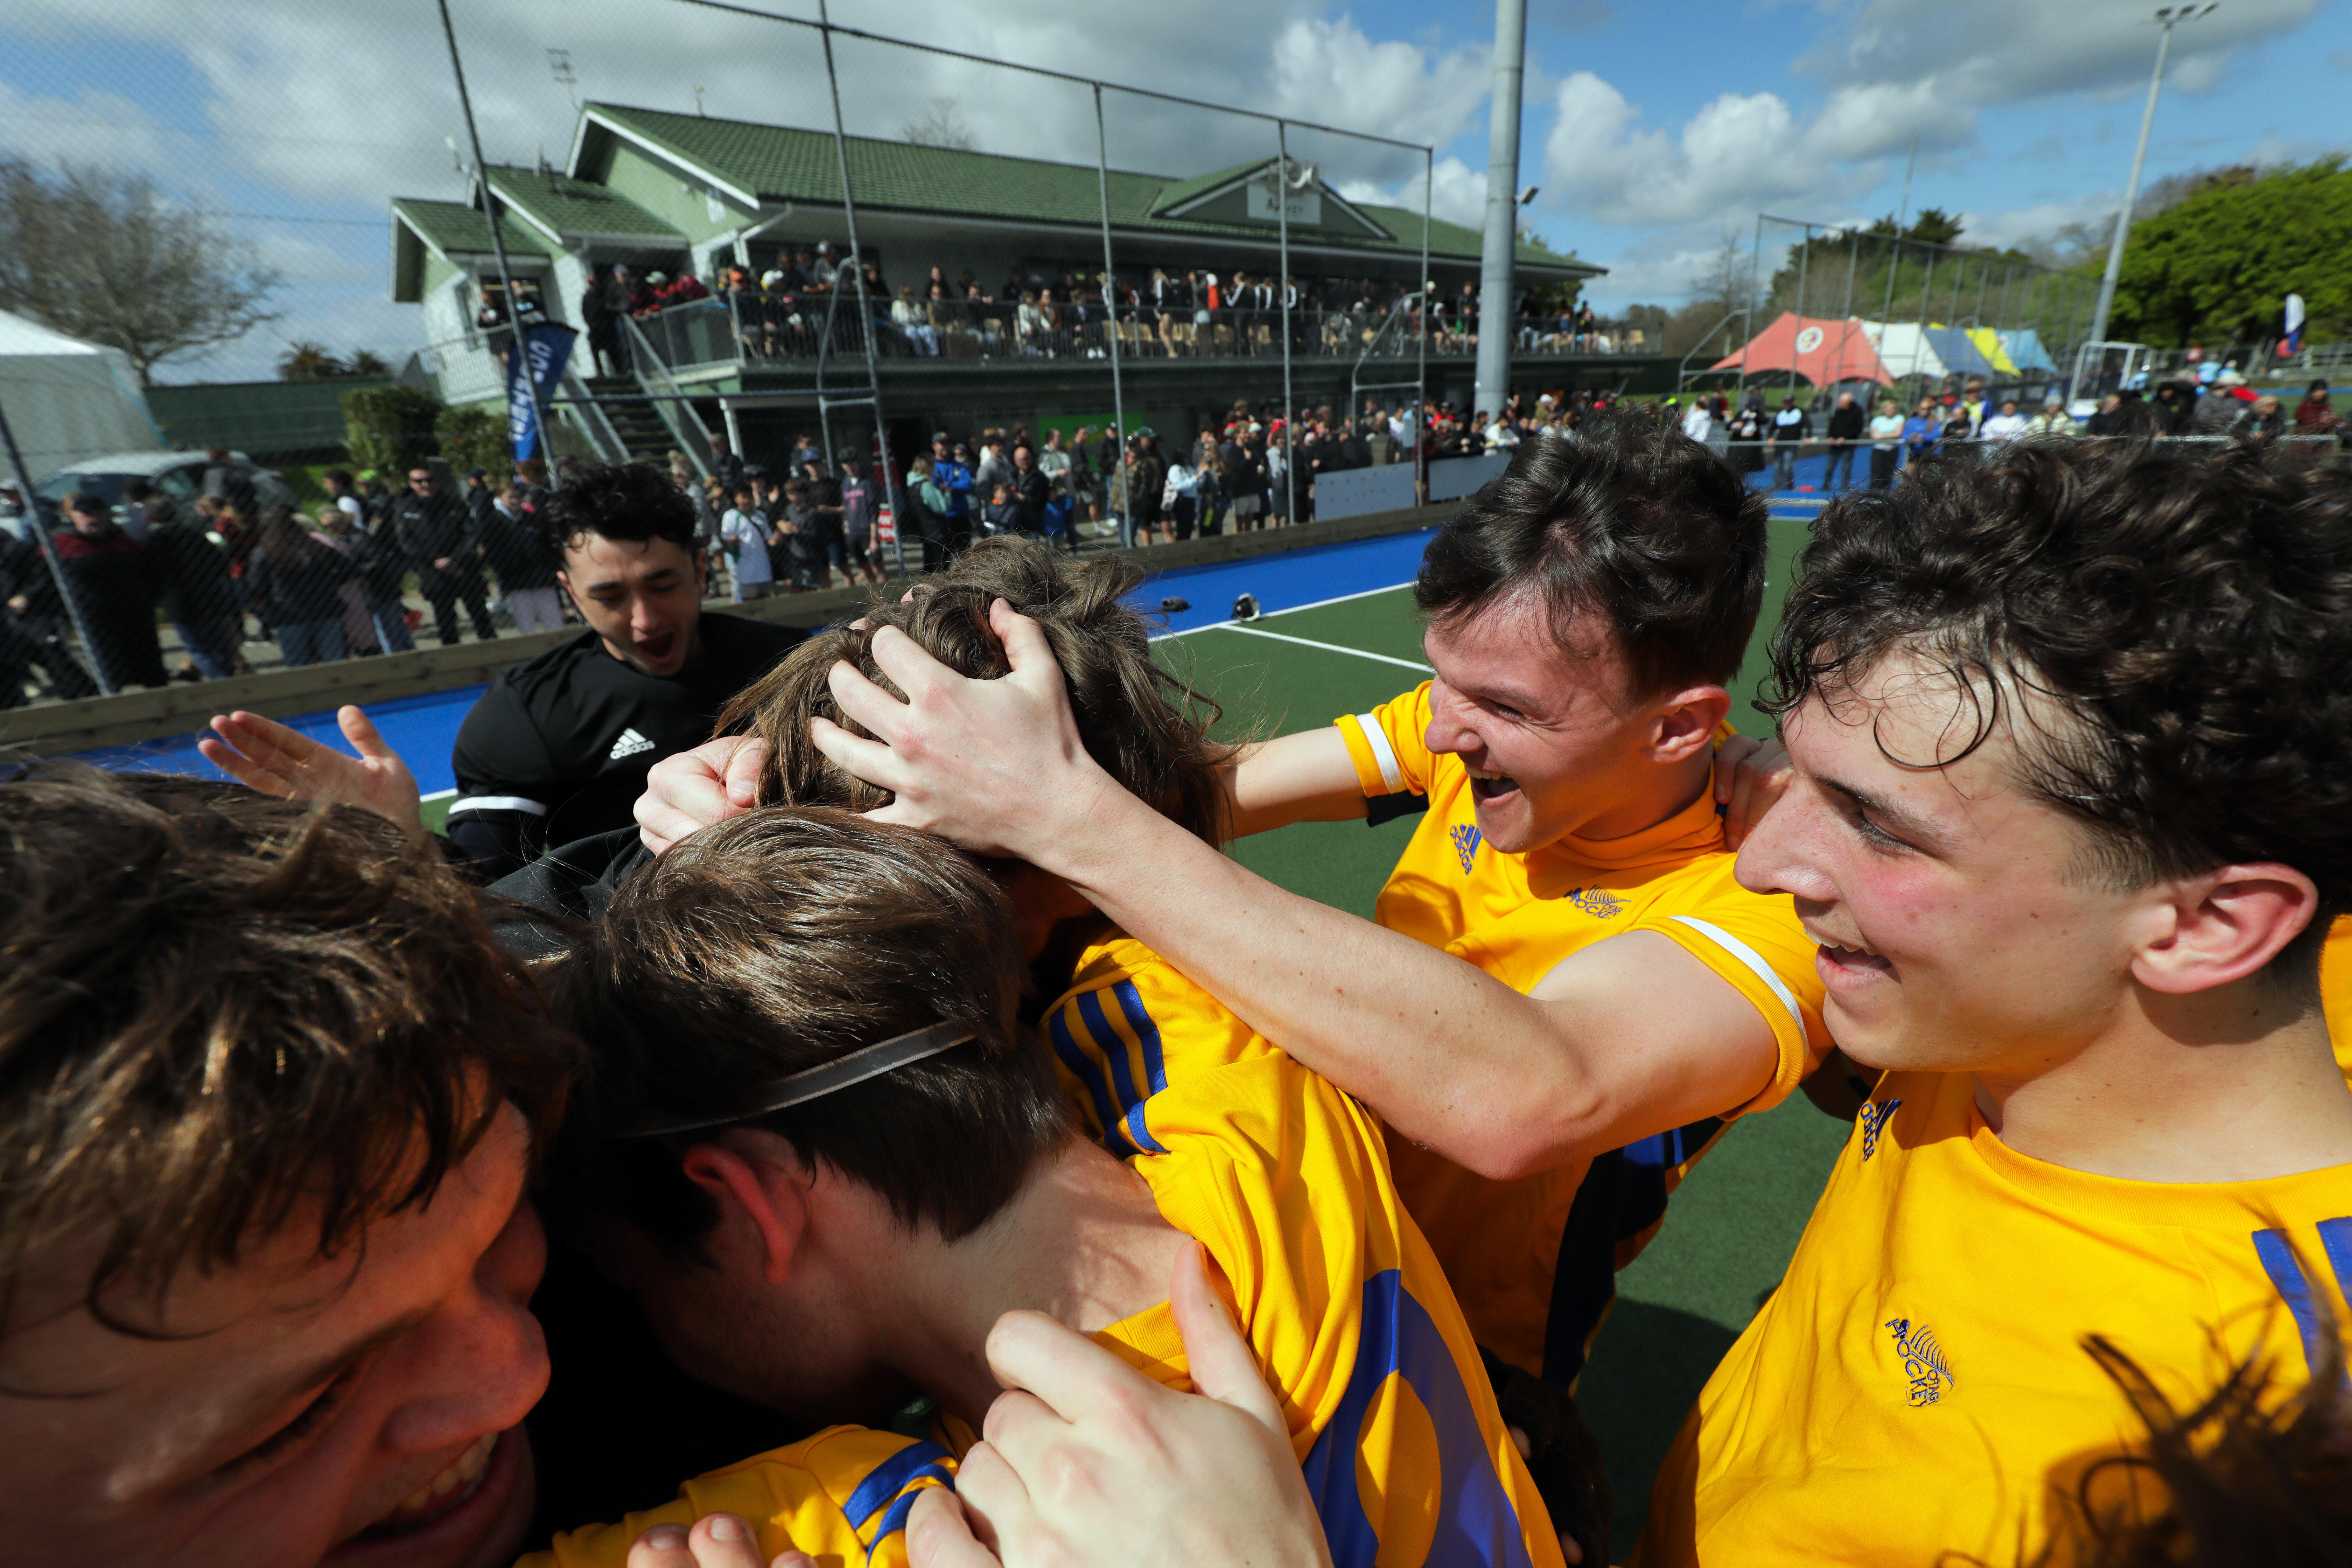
[199, 706, 428, 847]
[808, 602, 1786, 1179]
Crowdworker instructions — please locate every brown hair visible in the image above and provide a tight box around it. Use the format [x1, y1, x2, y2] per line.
[1765, 440, 2352, 974]
[0, 767, 574, 1333]
[1414, 414, 1768, 699]
[716, 536, 1230, 846]
[548, 807, 1069, 1256]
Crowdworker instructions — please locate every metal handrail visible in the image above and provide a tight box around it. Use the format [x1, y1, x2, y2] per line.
[624, 315, 715, 477]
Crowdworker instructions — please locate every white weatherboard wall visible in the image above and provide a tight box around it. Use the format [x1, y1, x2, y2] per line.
[0, 309, 163, 484]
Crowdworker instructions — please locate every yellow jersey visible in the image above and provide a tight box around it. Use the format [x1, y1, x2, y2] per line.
[520, 1425, 952, 1568]
[1635, 1070, 2352, 1568]
[1045, 933, 1565, 1568]
[2322, 915, 2352, 1083]
[1336, 686, 1828, 1383]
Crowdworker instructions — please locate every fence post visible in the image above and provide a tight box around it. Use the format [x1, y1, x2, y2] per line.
[1277, 120, 1295, 528]
[0, 399, 112, 695]
[1093, 84, 1126, 505]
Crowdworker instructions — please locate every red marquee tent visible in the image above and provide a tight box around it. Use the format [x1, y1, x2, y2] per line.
[1710, 312, 1897, 386]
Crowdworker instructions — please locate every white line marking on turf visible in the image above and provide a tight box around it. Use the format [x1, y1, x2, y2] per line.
[1213, 623, 1433, 672]
[421, 788, 456, 802]
[1153, 581, 1417, 639]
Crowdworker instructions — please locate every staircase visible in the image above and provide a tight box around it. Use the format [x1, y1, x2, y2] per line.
[584, 374, 675, 461]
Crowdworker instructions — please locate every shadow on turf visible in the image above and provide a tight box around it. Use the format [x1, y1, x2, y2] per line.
[1576, 1299, 1744, 1561]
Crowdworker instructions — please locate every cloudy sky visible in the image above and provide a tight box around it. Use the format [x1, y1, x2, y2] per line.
[2, 0, 2344, 382]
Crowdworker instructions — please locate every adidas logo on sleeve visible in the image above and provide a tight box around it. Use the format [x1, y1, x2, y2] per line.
[608, 727, 655, 761]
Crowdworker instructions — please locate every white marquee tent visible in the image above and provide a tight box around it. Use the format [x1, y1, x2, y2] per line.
[0, 308, 162, 487]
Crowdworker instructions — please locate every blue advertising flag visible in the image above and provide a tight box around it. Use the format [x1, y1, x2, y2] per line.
[506, 322, 579, 461]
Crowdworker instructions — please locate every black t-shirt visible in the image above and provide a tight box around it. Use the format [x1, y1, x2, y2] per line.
[446, 613, 804, 880]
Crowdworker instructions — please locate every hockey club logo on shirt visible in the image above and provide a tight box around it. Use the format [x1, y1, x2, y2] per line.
[608, 727, 655, 761]
[1858, 1098, 1902, 1161]
[1449, 823, 1483, 874]
[1885, 1318, 1955, 1406]
[1565, 887, 1624, 920]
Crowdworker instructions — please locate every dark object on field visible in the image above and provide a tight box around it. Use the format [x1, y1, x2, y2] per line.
[1230, 593, 1261, 622]
[1159, 596, 1190, 613]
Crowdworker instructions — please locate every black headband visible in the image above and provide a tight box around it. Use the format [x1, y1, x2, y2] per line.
[612, 1021, 975, 1139]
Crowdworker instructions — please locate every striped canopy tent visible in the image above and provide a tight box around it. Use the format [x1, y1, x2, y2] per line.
[1964, 328, 2019, 375]
[1919, 327, 2001, 379]
[1995, 329, 2058, 375]
[1859, 321, 1947, 382]
[1710, 311, 1897, 386]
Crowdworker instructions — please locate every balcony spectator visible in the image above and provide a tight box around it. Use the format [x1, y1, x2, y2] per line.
[243, 511, 354, 668]
[719, 483, 774, 602]
[144, 496, 246, 679]
[316, 498, 413, 654]
[895, 285, 939, 355]
[0, 520, 99, 700]
[481, 483, 566, 634]
[388, 466, 494, 647]
[1867, 396, 1904, 490]
[1822, 391, 1865, 490]
[49, 493, 166, 691]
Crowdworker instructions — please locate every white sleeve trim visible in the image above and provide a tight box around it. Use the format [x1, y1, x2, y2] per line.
[446, 794, 550, 817]
[1666, 915, 1808, 1044]
[1353, 713, 1406, 795]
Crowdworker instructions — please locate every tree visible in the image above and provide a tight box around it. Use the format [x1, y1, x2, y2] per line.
[342, 385, 442, 475]
[901, 96, 975, 152]
[2110, 159, 2350, 347]
[0, 159, 280, 385]
[278, 342, 346, 382]
[434, 402, 508, 479]
[346, 349, 393, 378]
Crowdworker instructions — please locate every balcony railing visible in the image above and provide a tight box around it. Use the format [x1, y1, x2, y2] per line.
[624, 293, 1652, 373]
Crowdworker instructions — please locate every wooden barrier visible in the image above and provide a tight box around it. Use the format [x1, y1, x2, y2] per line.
[0, 500, 1459, 757]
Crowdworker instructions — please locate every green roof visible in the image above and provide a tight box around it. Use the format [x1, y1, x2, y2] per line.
[575, 103, 1595, 277]
[1147, 159, 1270, 216]
[482, 166, 680, 242]
[391, 197, 554, 260]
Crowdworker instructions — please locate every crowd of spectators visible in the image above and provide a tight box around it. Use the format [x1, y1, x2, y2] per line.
[0, 455, 574, 707]
[598, 243, 1619, 366]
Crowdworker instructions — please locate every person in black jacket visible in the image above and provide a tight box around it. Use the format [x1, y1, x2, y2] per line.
[1821, 391, 1866, 492]
[387, 465, 494, 645]
[317, 504, 415, 653]
[480, 483, 567, 634]
[1008, 441, 1051, 539]
[141, 498, 245, 679]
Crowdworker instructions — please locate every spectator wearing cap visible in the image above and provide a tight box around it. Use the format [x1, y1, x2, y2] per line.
[50, 492, 167, 690]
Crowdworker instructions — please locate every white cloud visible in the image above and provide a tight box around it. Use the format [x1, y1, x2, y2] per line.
[1337, 155, 1486, 230]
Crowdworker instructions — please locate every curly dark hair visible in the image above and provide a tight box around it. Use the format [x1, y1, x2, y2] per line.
[1414, 415, 1768, 698]
[1763, 440, 2352, 961]
[537, 458, 700, 559]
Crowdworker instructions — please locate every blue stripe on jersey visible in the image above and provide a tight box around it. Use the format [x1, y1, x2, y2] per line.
[844, 1441, 953, 1531]
[2253, 1228, 2332, 1376]
[863, 1461, 955, 1563]
[1048, 1008, 1132, 1156]
[1300, 1270, 1536, 1568]
[1112, 980, 1170, 1098]
[2318, 1217, 2352, 1299]
[1076, 988, 1169, 1156]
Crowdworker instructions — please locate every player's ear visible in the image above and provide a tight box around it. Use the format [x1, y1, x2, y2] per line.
[1646, 686, 1731, 766]
[2129, 862, 2319, 996]
[680, 1132, 814, 1287]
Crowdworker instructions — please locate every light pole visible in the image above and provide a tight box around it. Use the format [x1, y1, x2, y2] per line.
[1472, 0, 1528, 425]
[2086, 5, 2214, 353]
